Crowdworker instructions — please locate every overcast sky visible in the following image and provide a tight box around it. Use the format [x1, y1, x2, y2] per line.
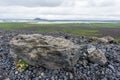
[0, 0, 120, 20]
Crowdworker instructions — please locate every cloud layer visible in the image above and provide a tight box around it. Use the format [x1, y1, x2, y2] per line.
[0, 0, 120, 20]
[0, 0, 64, 7]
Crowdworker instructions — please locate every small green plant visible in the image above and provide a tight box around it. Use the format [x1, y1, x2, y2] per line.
[16, 60, 28, 72]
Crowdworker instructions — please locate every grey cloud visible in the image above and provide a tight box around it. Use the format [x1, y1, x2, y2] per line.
[0, 0, 63, 7]
[88, 0, 116, 7]
[0, 0, 120, 20]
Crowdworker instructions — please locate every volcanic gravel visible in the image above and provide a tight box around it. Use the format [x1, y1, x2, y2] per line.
[0, 30, 120, 80]
[98, 28, 120, 38]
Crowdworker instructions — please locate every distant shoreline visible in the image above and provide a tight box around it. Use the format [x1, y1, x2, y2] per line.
[0, 19, 120, 24]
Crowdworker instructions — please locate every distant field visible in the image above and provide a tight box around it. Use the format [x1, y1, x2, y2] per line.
[0, 22, 120, 41]
[0, 22, 120, 29]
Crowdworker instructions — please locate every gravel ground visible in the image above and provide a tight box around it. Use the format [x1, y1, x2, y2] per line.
[98, 28, 120, 38]
[0, 30, 120, 80]
[22, 26, 120, 38]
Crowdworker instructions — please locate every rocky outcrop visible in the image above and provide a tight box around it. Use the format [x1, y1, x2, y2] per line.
[10, 34, 80, 69]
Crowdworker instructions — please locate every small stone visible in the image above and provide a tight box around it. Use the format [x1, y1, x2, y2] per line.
[63, 76, 67, 80]
[101, 77, 108, 80]
[101, 71, 105, 75]
[33, 69, 37, 73]
[53, 70, 58, 74]
[82, 60, 88, 67]
[105, 68, 112, 74]
[66, 72, 69, 76]
[117, 71, 120, 76]
[87, 45, 96, 53]
[41, 72, 44, 76]
[108, 65, 115, 72]
[69, 73, 73, 79]
[15, 71, 18, 74]
[76, 64, 80, 68]
[51, 76, 55, 80]
[93, 64, 99, 67]
[38, 76, 42, 78]
[4, 78, 10, 80]
[34, 77, 39, 80]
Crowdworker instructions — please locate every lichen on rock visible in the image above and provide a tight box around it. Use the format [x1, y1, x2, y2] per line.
[87, 45, 107, 65]
[10, 34, 80, 69]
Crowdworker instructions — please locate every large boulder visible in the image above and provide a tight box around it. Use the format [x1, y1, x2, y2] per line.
[87, 45, 107, 65]
[10, 34, 80, 69]
[91, 36, 115, 43]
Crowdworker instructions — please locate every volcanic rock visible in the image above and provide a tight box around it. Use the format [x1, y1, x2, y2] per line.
[87, 45, 107, 65]
[10, 34, 80, 69]
[91, 36, 115, 43]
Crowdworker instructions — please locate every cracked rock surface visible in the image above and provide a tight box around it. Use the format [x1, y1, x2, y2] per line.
[10, 34, 80, 69]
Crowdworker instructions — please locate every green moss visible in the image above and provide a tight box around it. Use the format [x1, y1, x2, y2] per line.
[16, 60, 28, 72]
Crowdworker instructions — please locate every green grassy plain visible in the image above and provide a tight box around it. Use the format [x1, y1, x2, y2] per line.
[0, 22, 120, 41]
[0, 22, 120, 30]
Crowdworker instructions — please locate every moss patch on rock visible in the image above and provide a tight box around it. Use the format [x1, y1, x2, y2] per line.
[16, 60, 28, 72]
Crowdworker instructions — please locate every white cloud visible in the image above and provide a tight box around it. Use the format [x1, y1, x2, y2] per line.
[0, 0, 120, 20]
[0, 0, 63, 7]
